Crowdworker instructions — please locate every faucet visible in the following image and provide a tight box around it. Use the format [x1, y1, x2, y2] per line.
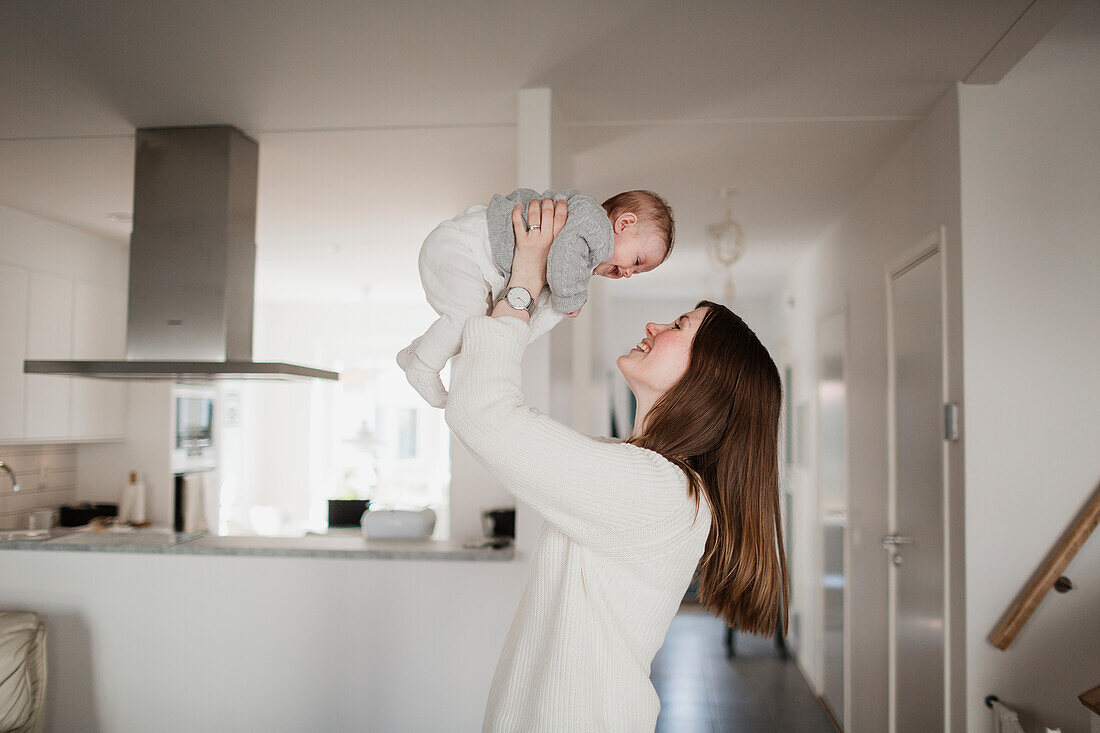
[1, 460, 41, 538]
[0, 460, 21, 493]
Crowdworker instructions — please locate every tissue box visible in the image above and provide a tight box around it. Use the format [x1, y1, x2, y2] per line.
[361, 507, 436, 539]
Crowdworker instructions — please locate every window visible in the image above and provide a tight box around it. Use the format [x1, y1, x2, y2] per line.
[217, 301, 452, 538]
[330, 361, 450, 530]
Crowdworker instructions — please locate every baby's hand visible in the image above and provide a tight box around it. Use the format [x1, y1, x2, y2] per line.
[565, 307, 582, 318]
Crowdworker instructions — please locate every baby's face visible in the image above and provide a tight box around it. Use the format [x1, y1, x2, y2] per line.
[593, 227, 668, 279]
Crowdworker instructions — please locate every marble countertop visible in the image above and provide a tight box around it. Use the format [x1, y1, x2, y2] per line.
[0, 527, 514, 561]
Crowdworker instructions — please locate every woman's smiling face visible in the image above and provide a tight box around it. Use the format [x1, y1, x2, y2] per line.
[617, 306, 709, 399]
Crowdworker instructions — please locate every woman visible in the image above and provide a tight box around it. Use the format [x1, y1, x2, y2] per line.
[445, 198, 788, 732]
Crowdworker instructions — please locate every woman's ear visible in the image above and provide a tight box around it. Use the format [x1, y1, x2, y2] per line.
[615, 212, 637, 233]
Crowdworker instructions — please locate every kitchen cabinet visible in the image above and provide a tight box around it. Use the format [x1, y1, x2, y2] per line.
[0, 266, 126, 443]
[70, 282, 127, 439]
[0, 264, 29, 441]
[24, 273, 74, 439]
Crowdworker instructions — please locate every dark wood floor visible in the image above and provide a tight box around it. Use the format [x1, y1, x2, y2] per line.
[651, 609, 837, 732]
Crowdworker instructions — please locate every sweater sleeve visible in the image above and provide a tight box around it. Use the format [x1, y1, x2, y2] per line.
[545, 194, 614, 313]
[544, 229, 594, 313]
[444, 315, 691, 546]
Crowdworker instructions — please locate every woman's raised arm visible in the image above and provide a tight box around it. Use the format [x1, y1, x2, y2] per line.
[444, 315, 690, 546]
[445, 198, 695, 546]
[488, 197, 566, 324]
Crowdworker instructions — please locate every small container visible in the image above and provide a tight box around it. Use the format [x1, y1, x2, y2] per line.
[28, 509, 57, 530]
[361, 506, 436, 539]
[118, 471, 147, 524]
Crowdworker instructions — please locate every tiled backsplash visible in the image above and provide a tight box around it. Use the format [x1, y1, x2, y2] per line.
[0, 444, 77, 530]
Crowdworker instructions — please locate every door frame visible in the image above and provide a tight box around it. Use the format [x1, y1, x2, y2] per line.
[885, 226, 952, 733]
[814, 302, 852, 731]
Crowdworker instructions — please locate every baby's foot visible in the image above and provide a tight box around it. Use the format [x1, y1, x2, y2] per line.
[404, 355, 448, 408]
[395, 337, 422, 372]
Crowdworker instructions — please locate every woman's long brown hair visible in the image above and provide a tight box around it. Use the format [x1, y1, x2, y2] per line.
[628, 300, 789, 636]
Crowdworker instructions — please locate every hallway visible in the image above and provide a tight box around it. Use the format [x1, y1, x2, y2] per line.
[653, 610, 836, 732]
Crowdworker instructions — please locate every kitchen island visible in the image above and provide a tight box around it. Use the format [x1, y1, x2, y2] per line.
[2, 518, 534, 732]
[0, 527, 514, 561]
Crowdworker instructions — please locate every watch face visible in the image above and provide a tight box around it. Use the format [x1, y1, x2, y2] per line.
[507, 287, 531, 309]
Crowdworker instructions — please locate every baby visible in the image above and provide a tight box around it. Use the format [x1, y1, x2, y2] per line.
[397, 188, 675, 407]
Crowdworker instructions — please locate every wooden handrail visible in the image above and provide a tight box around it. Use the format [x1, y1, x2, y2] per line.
[989, 482, 1100, 650]
[1081, 684, 1100, 716]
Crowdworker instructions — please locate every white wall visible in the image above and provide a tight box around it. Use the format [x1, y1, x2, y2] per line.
[780, 244, 826, 695]
[0, 204, 127, 290]
[1, 550, 530, 733]
[780, 88, 965, 731]
[77, 382, 174, 526]
[959, 3, 1100, 731]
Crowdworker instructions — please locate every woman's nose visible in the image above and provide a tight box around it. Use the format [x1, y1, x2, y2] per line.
[645, 322, 659, 337]
[622, 268, 632, 278]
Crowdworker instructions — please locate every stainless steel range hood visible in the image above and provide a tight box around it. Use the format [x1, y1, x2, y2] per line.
[25, 125, 338, 381]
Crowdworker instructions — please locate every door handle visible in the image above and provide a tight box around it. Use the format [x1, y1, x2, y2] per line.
[881, 534, 914, 549]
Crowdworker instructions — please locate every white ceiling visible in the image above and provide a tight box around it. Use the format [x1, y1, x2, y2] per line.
[0, 0, 1035, 303]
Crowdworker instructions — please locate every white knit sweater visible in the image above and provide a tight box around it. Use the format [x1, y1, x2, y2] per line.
[445, 316, 713, 733]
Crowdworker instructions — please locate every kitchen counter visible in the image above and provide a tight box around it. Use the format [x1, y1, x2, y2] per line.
[0, 528, 514, 561]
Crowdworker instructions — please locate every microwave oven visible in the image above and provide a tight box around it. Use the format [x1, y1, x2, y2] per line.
[171, 384, 216, 473]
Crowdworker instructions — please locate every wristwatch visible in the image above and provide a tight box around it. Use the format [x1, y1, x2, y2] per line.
[503, 286, 534, 312]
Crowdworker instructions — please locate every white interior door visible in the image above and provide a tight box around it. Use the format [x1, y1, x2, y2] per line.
[817, 307, 849, 729]
[887, 232, 947, 733]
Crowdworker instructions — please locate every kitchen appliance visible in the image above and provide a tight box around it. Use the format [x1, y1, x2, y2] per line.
[23, 125, 337, 382]
[171, 385, 215, 533]
[481, 507, 516, 539]
[328, 499, 371, 529]
[361, 506, 436, 539]
[58, 503, 118, 527]
[171, 384, 216, 473]
[173, 472, 210, 533]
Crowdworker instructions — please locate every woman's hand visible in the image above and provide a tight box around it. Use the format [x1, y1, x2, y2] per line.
[492, 197, 567, 323]
[509, 197, 567, 290]
[514, 197, 568, 252]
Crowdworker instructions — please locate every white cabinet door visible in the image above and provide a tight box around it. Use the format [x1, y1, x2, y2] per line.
[25, 272, 74, 440]
[0, 264, 29, 441]
[71, 282, 127, 439]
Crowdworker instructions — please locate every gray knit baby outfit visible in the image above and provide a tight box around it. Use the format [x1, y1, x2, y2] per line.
[485, 188, 614, 313]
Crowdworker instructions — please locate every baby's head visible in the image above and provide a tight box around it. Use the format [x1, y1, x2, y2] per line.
[594, 190, 675, 279]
